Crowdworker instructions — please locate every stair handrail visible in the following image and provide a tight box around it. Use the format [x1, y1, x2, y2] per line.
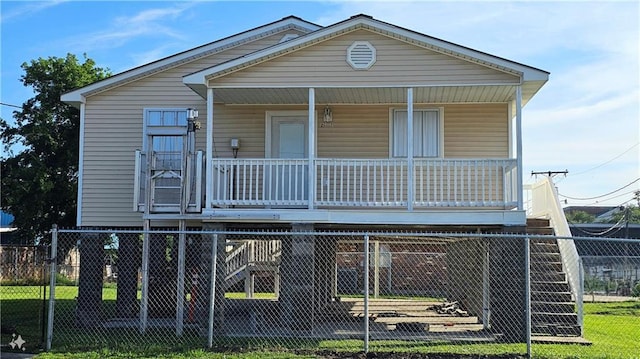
[225, 240, 282, 280]
[525, 177, 581, 301]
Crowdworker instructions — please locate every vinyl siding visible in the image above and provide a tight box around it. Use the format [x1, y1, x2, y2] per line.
[80, 31, 304, 227]
[81, 30, 510, 226]
[211, 30, 519, 87]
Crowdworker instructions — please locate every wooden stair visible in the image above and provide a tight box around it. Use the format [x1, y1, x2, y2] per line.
[527, 219, 581, 337]
[225, 240, 281, 292]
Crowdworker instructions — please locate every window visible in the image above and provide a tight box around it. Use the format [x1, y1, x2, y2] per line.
[143, 108, 191, 171]
[392, 109, 442, 157]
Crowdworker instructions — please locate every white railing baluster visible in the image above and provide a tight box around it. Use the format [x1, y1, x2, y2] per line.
[205, 158, 516, 209]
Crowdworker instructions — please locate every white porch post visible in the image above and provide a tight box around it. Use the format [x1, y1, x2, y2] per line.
[308, 88, 316, 210]
[206, 88, 214, 210]
[407, 88, 414, 212]
[515, 85, 523, 210]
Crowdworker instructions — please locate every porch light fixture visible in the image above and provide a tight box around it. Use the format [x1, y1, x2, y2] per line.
[322, 105, 333, 127]
[230, 138, 240, 158]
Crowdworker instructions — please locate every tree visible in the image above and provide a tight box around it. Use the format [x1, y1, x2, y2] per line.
[565, 210, 596, 224]
[1, 54, 110, 244]
[607, 205, 640, 225]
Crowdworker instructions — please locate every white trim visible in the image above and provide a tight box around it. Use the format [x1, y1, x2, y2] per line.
[508, 101, 513, 158]
[199, 208, 527, 226]
[76, 102, 86, 226]
[61, 17, 321, 105]
[308, 88, 315, 210]
[184, 16, 547, 86]
[206, 89, 214, 210]
[141, 107, 189, 151]
[206, 82, 520, 89]
[515, 85, 523, 210]
[279, 33, 300, 43]
[389, 107, 444, 159]
[407, 88, 414, 212]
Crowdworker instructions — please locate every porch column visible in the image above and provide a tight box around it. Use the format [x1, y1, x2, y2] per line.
[206, 87, 214, 210]
[308, 88, 316, 210]
[407, 88, 414, 212]
[515, 85, 523, 210]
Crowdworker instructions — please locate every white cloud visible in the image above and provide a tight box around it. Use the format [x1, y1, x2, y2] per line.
[0, 0, 69, 23]
[59, 3, 194, 53]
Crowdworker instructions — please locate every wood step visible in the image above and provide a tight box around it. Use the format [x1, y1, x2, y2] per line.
[531, 281, 571, 292]
[531, 262, 564, 272]
[532, 291, 572, 303]
[532, 323, 582, 336]
[527, 218, 551, 228]
[531, 270, 566, 282]
[531, 301, 575, 313]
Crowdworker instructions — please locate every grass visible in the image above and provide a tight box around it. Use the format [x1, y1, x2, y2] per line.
[1, 285, 638, 358]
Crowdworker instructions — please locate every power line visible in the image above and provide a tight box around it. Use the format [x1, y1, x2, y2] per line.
[0, 102, 21, 109]
[583, 190, 638, 206]
[559, 178, 640, 200]
[569, 142, 639, 176]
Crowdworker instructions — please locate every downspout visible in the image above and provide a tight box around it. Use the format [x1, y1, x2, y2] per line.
[515, 85, 523, 210]
[76, 101, 86, 226]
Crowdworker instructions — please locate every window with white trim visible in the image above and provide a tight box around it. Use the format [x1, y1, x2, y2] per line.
[392, 109, 442, 158]
[143, 108, 190, 170]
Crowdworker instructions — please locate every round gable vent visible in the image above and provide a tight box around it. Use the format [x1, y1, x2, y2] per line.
[347, 41, 376, 70]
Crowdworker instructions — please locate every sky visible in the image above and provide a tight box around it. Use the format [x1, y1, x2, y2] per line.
[1, 0, 639, 208]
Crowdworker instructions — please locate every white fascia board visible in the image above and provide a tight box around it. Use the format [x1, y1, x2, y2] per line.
[184, 16, 548, 87]
[61, 17, 321, 105]
[197, 208, 526, 226]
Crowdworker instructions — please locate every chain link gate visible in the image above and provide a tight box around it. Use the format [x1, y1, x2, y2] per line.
[46, 227, 640, 357]
[0, 244, 49, 354]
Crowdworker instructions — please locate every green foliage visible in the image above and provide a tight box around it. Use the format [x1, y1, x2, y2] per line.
[55, 273, 76, 286]
[565, 210, 596, 224]
[632, 282, 640, 297]
[0, 53, 110, 245]
[607, 205, 640, 224]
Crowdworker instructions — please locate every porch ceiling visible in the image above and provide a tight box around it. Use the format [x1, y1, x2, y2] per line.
[212, 85, 534, 105]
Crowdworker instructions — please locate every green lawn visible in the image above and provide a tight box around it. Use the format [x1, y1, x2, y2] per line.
[1, 285, 638, 358]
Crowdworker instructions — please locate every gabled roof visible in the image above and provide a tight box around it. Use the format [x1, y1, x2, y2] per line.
[183, 14, 549, 97]
[61, 16, 321, 106]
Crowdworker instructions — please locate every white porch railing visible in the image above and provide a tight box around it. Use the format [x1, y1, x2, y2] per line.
[210, 158, 517, 209]
[134, 150, 204, 213]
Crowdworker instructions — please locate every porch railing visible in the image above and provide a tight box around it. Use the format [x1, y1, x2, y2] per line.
[134, 150, 204, 213]
[209, 158, 517, 209]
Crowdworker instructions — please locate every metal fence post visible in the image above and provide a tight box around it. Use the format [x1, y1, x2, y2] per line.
[176, 222, 186, 336]
[524, 236, 531, 358]
[578, 257, 584, 336]
[139, 223, 150, 333]
[363, 234, 370, 353]
[46, 224, 58, 351]
[207, 233, 218, 348]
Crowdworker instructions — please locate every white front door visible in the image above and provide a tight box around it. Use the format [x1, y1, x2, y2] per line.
[267, 113, 309, 204]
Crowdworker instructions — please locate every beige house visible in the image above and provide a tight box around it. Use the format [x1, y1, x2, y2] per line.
[61, 15, 573, 341]
[62, 14, 548, 230]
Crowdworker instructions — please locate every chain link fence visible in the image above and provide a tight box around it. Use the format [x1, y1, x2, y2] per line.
[0, 245, 49, 353]
[44, 228, 639, 356]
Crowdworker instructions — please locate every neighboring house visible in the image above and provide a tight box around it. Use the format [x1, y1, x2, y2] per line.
[61, 15, 554, 340]
[0, 211, 16, 244]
